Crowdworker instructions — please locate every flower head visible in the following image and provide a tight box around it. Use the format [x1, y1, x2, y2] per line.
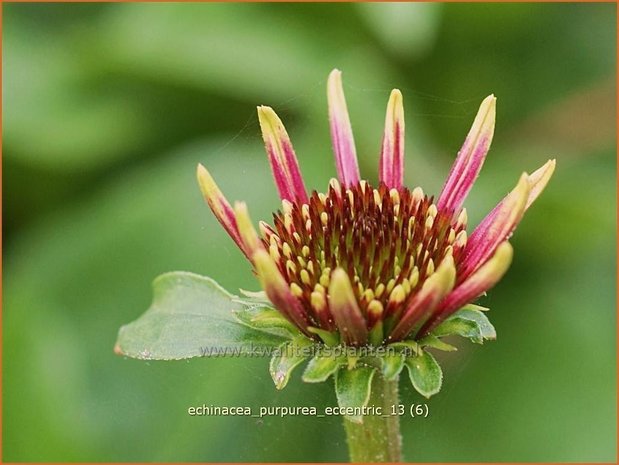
[198, 69, 555, 347]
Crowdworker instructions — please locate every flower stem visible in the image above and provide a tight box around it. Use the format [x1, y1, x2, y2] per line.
[343, 373, 402, 462]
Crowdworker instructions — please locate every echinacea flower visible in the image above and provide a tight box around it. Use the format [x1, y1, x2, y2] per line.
[114, 68, 556, 463]
[197, 69, 555, 349]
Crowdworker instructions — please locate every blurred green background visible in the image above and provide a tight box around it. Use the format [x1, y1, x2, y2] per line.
[3, 2, 616, 462]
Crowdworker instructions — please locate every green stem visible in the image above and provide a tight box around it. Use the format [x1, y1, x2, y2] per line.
[343, 373, 402, 462]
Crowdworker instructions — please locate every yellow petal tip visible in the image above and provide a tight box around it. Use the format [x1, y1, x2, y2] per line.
[390, 88, 403, 101]
[524, 159, 556, 209]
[257, 105, 274, 116]
[483, 94, 497, 106]
[233, 201, 261, 255]
[328, 69, 345, 98]
[329, 68, 342, 80]
[257, 105, 285, 141]
[196, 164, 216, 198]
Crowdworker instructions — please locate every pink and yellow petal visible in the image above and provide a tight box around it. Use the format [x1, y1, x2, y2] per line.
[458, 172, 529, 281]
[437, 95, 496, 214]
[257, 106, 308, 204]
[423, 242, 513, 333]
[328, 268, 368, 346]
[389, 255, 456, 341]
[196, 164, 248, 258]
[253, 249, 312, 335]
[328, 69, 360, 187]
[379, 89, 405, 189]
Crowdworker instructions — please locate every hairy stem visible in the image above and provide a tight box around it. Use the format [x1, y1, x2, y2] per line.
[343, 373, 402, 462]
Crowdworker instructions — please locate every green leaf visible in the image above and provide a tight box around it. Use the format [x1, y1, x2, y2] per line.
[269, 336, 313, 390]
[432, 317, 483, 343]
[405, 350, 443, 398]
[388, 340, 420, 356]
[232, 304, 299, 338]
[115, 272, 287, 360]
[431, 308, 496, 344]
[335, 366, 376, 423]
[302, 351, 347, 383]
[454, 308, 497, 340]
[418, 334, 458, 352]
[381, 353, 405, 381]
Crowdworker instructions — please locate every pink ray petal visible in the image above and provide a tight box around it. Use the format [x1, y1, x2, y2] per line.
[459, 159, 554, 282]
[379, 89, 405, 189]
[253, 249, 313, 336]
[258, 106, 309, 204]
[457, 173, 529, 282]
[196, 164, 249, 259]
[471, 160, 555, 242]
[422, 242, 513, 334]
[437, 95, 496, 214]
[328, 268, 368, 346]
[328, 69, 360, 187]
[389, 255, 456, 341]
